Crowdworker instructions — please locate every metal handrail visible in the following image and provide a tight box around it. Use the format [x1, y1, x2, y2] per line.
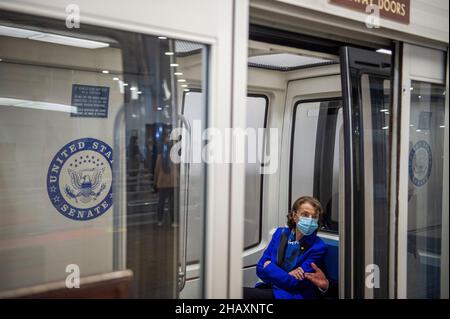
[178, 113, 191, 292]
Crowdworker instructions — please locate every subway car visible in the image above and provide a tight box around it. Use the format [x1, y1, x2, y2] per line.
[0, 0, 448, 299]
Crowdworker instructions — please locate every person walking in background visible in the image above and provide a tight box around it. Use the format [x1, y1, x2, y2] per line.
[128, 135, 143, 193]
[154, 133, 179, 227]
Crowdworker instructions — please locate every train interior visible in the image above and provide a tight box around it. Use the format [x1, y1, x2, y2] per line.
[0, 11, 446, 299]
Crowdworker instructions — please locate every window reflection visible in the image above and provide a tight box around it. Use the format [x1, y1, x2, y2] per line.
[407, 81, 446, 298]
[0, 12, 208, 299]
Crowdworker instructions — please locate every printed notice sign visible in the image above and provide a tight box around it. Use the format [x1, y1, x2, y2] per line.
[71, 84, 109, 118]
[329, 0, 410, 24]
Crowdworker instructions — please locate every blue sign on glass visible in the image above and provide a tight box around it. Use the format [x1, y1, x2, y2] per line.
[71, 84, 109, 118]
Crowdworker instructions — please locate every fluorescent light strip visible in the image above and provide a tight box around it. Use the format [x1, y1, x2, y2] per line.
[0, 25, 40, 38]
[29, 33, 109, 49]
[376, 48, 392, 55]
[0, 25, 109, 49]
[0, 97, 77, 113]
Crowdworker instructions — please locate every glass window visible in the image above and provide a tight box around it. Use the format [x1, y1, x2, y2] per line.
[244, 95, 268, 249]
[407, 81, 446, 298]
[290, 99, 342, 233]
[0, 12, 208, 298]
[182, 93, 268, 251]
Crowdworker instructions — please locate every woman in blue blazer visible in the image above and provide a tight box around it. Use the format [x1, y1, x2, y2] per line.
[244, 196, 327, 299]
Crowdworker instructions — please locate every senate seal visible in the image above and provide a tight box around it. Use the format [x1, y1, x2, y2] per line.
[47, 138, 113, 220]
[409, 140, 432, 187]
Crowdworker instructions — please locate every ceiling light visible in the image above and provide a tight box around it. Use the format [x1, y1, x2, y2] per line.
[0, 25, 109, 49]
[30, 33, 109, 49]
[376, 49, 392, 55]
[102, 70, 109, 74]
[0, 97, 76, 113]
[0, 25, 41, 38]
[113, 77, 119, 81]
[137, 91, 142, 95]
[158, 36, 167, 40]
[118, 80, 124, 94]
[123, 83, 128, 87]
[247, 53, 329, 69]
[181, 84, 188, 88]
[178, 79, 186, 83]
[184, 89, 190, 92]
[174, 72, 183, 76]
[165, 52, 174, 56]
[131, 89, 139, 100]
[170, 63, 179, 67]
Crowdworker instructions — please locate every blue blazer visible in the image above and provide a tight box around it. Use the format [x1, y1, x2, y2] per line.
[256, 227, 327, 299]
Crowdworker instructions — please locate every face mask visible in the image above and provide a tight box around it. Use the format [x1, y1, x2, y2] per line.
[297, 217, 318, 236]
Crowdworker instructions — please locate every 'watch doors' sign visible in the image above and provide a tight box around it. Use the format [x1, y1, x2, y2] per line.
[329, 0, 410, 24]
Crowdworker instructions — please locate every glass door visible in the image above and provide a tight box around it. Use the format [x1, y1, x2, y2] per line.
[340, 47, 393, 298]
[398, 44, 448, 299]
[116, 37, 209, 298]
[0, 4, 222, 298]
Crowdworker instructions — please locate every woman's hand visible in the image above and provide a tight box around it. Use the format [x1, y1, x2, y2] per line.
[304, 262, 329, 291]
[263, 260, 271, 268]
[289, 267, 305, 280]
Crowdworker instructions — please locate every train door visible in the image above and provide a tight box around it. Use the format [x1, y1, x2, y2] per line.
[283, 47, 393, 298]
[398, 44, 448, 299]
[0, 13, 208, 299]
[0, 0, 248, 299]
[340, 47, 393, 298]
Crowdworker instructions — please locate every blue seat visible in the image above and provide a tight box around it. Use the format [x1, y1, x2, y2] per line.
[318, 235, 339, 298]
